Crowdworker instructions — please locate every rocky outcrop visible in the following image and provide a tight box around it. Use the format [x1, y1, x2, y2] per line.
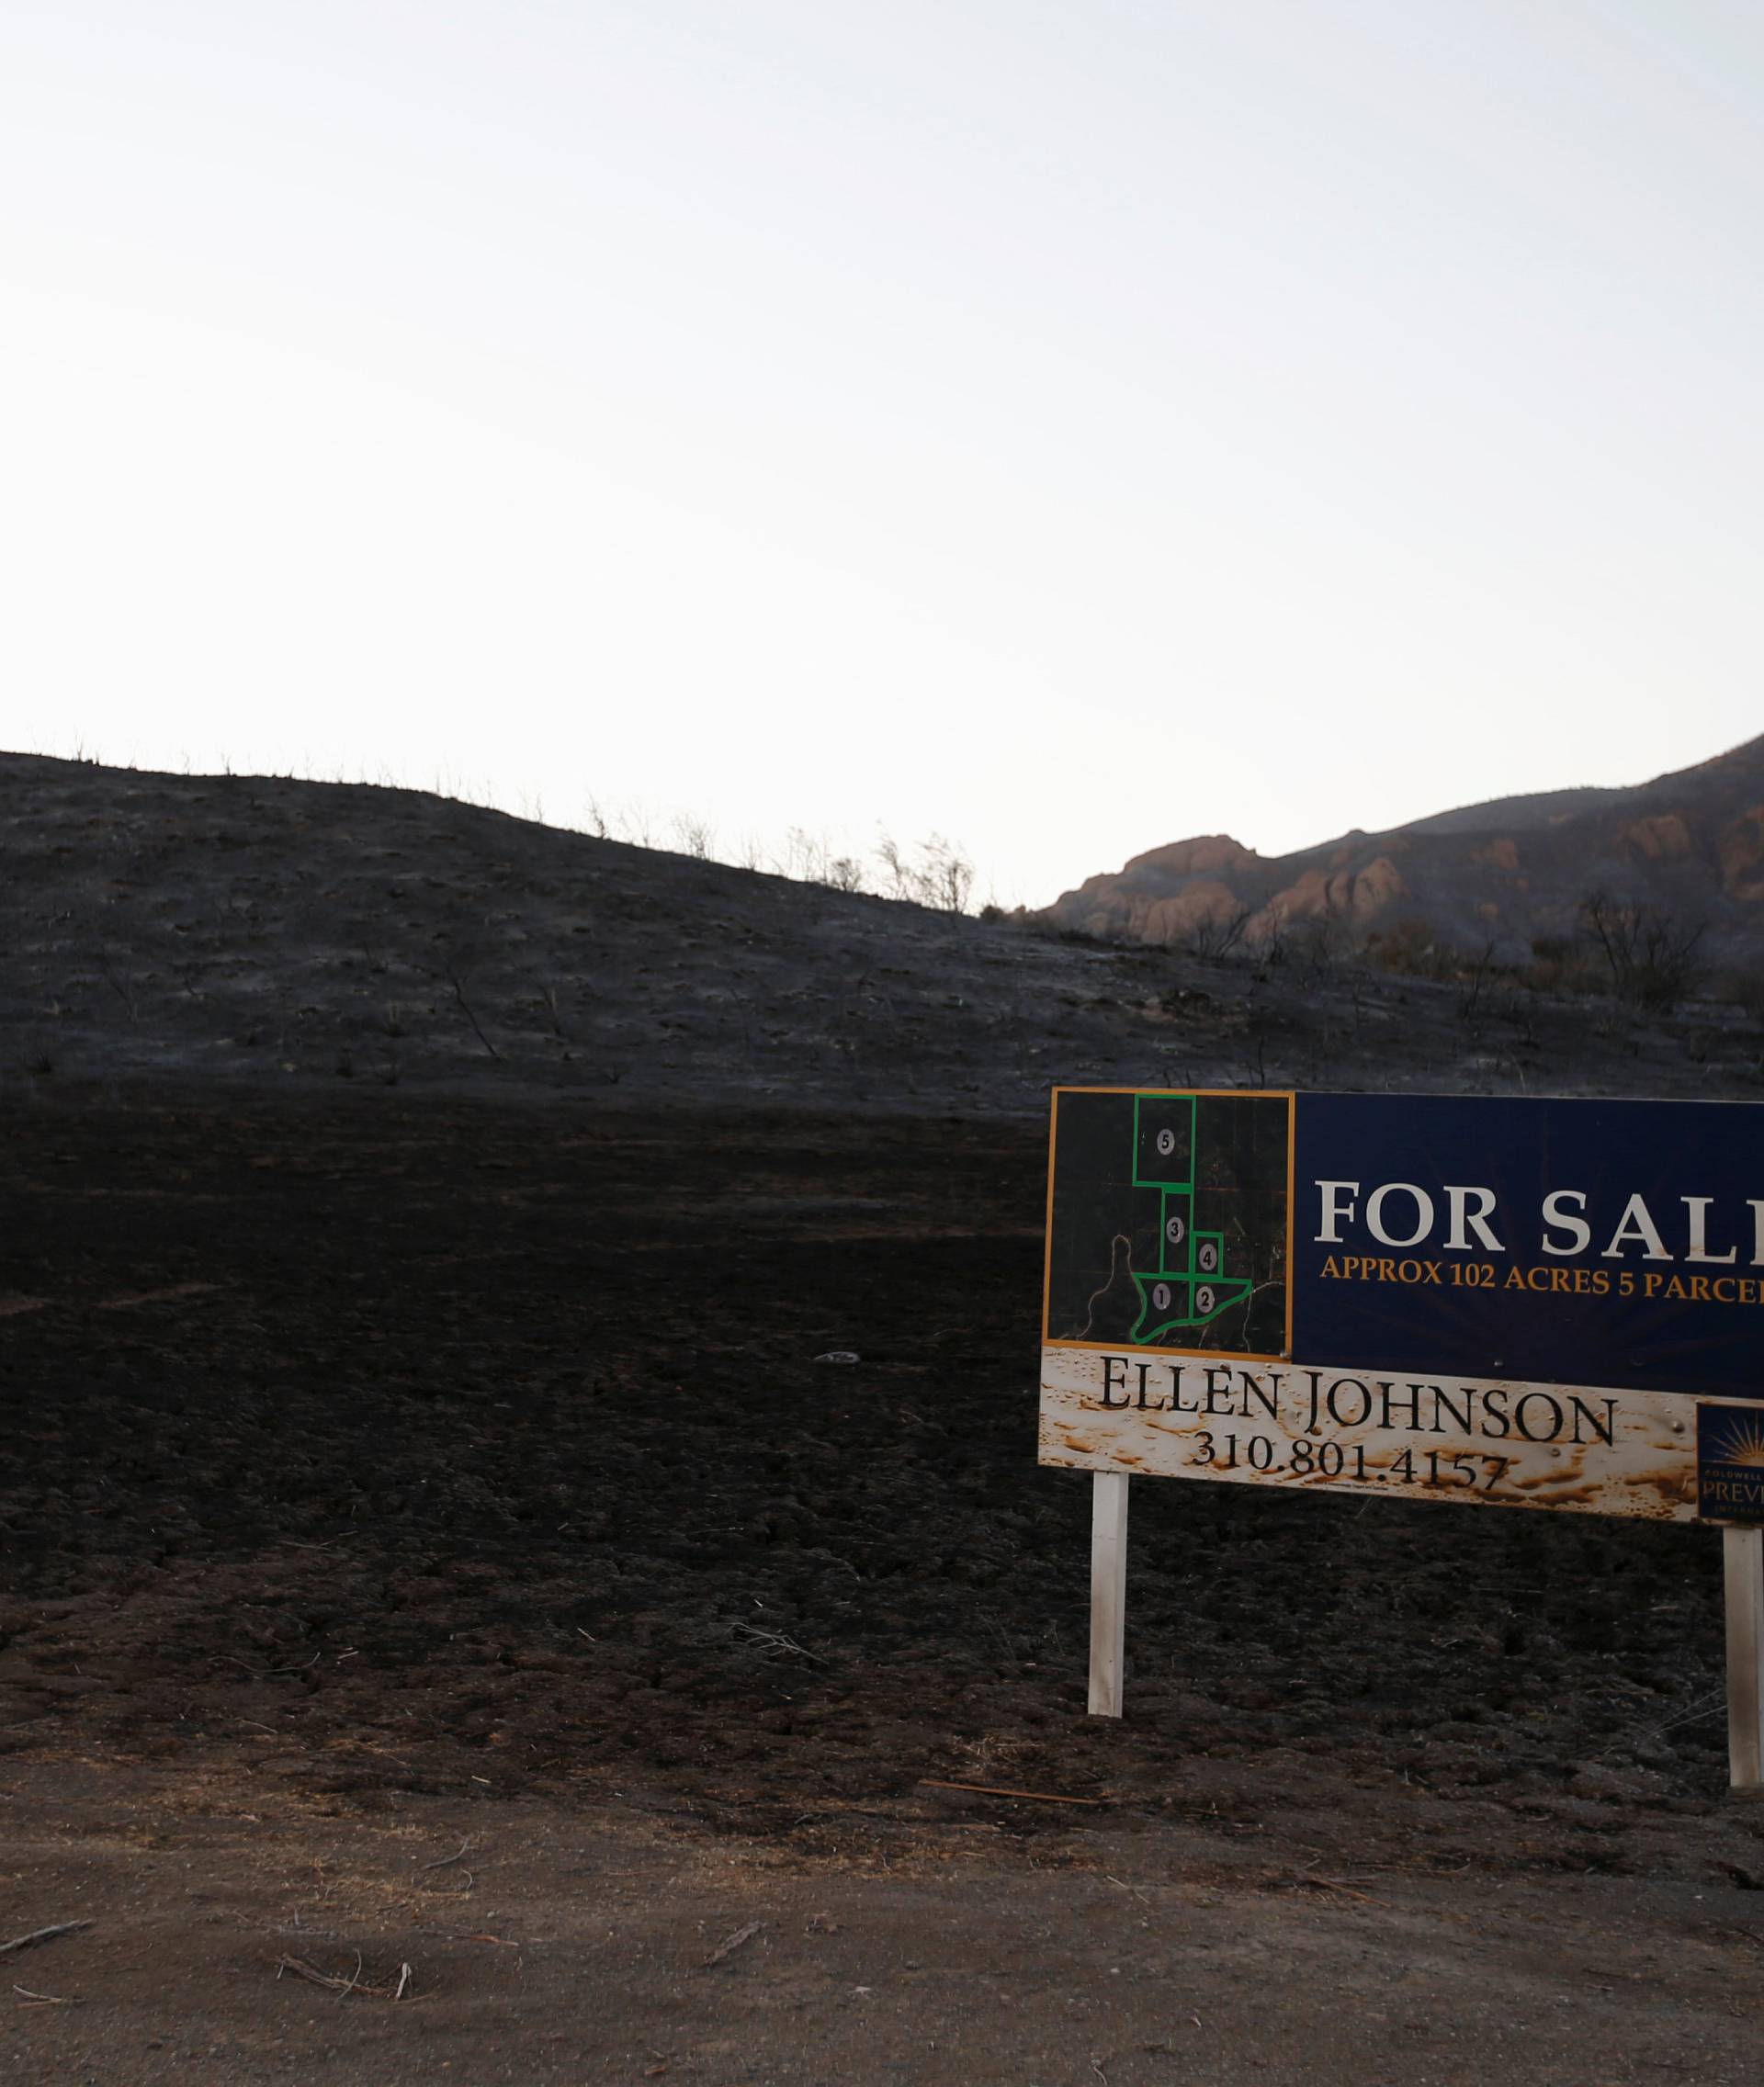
[1127, 881, 1247, 943]
[1620, 814, 1693, 862]
[1127, 835, 1260, 878]
[1719, 807, 1764, 899]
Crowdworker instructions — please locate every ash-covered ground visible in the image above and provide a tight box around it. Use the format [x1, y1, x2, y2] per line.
[5, 1091, 1747, 1833]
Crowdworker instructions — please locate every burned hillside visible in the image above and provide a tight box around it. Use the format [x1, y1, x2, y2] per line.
[5, 752, 1762, 1111]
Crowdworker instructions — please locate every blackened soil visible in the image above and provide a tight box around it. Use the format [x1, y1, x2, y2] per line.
[0, 1090, 1749, 1883]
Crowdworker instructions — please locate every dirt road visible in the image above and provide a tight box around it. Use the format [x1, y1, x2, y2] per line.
[3, 1754, 1760, 2086]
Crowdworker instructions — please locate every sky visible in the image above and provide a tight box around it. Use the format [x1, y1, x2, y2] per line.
[4, 2, 1761, 908]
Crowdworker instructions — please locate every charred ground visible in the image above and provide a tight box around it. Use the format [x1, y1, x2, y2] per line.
[2, 1088, 1755, 1870]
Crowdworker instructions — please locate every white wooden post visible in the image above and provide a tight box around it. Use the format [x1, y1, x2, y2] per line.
[1088, 1472, 1129, 1717]
[1725, 1527, 1764, 1793]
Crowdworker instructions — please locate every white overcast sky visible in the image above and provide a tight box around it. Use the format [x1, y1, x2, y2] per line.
[4, 2, 1761, 905]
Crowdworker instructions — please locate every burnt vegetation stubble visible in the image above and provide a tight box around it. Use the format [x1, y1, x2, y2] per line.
[0, 1091, 1737, 1869]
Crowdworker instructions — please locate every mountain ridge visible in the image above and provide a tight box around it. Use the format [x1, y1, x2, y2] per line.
[1046, 733, 1764, 963]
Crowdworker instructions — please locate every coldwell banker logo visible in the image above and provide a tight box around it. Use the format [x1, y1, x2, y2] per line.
[1696, 1404, 1764, 1525]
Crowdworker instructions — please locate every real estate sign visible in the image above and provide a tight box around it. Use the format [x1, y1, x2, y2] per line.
[1040, 1088, 1764, 1525]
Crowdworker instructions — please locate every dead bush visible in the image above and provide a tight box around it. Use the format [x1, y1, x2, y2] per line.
[1578, 891, 1706, 1013]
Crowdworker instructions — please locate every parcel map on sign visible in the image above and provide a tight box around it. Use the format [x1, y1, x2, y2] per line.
[1043, 1089, 1290, 1360]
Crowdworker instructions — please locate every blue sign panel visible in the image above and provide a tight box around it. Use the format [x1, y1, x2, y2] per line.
[1291, 1094, 1764, 1399]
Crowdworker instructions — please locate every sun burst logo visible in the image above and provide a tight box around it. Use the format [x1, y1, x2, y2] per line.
[1711, 1414, 1764, 1468]
[1698, 1403, 1764, 1524]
